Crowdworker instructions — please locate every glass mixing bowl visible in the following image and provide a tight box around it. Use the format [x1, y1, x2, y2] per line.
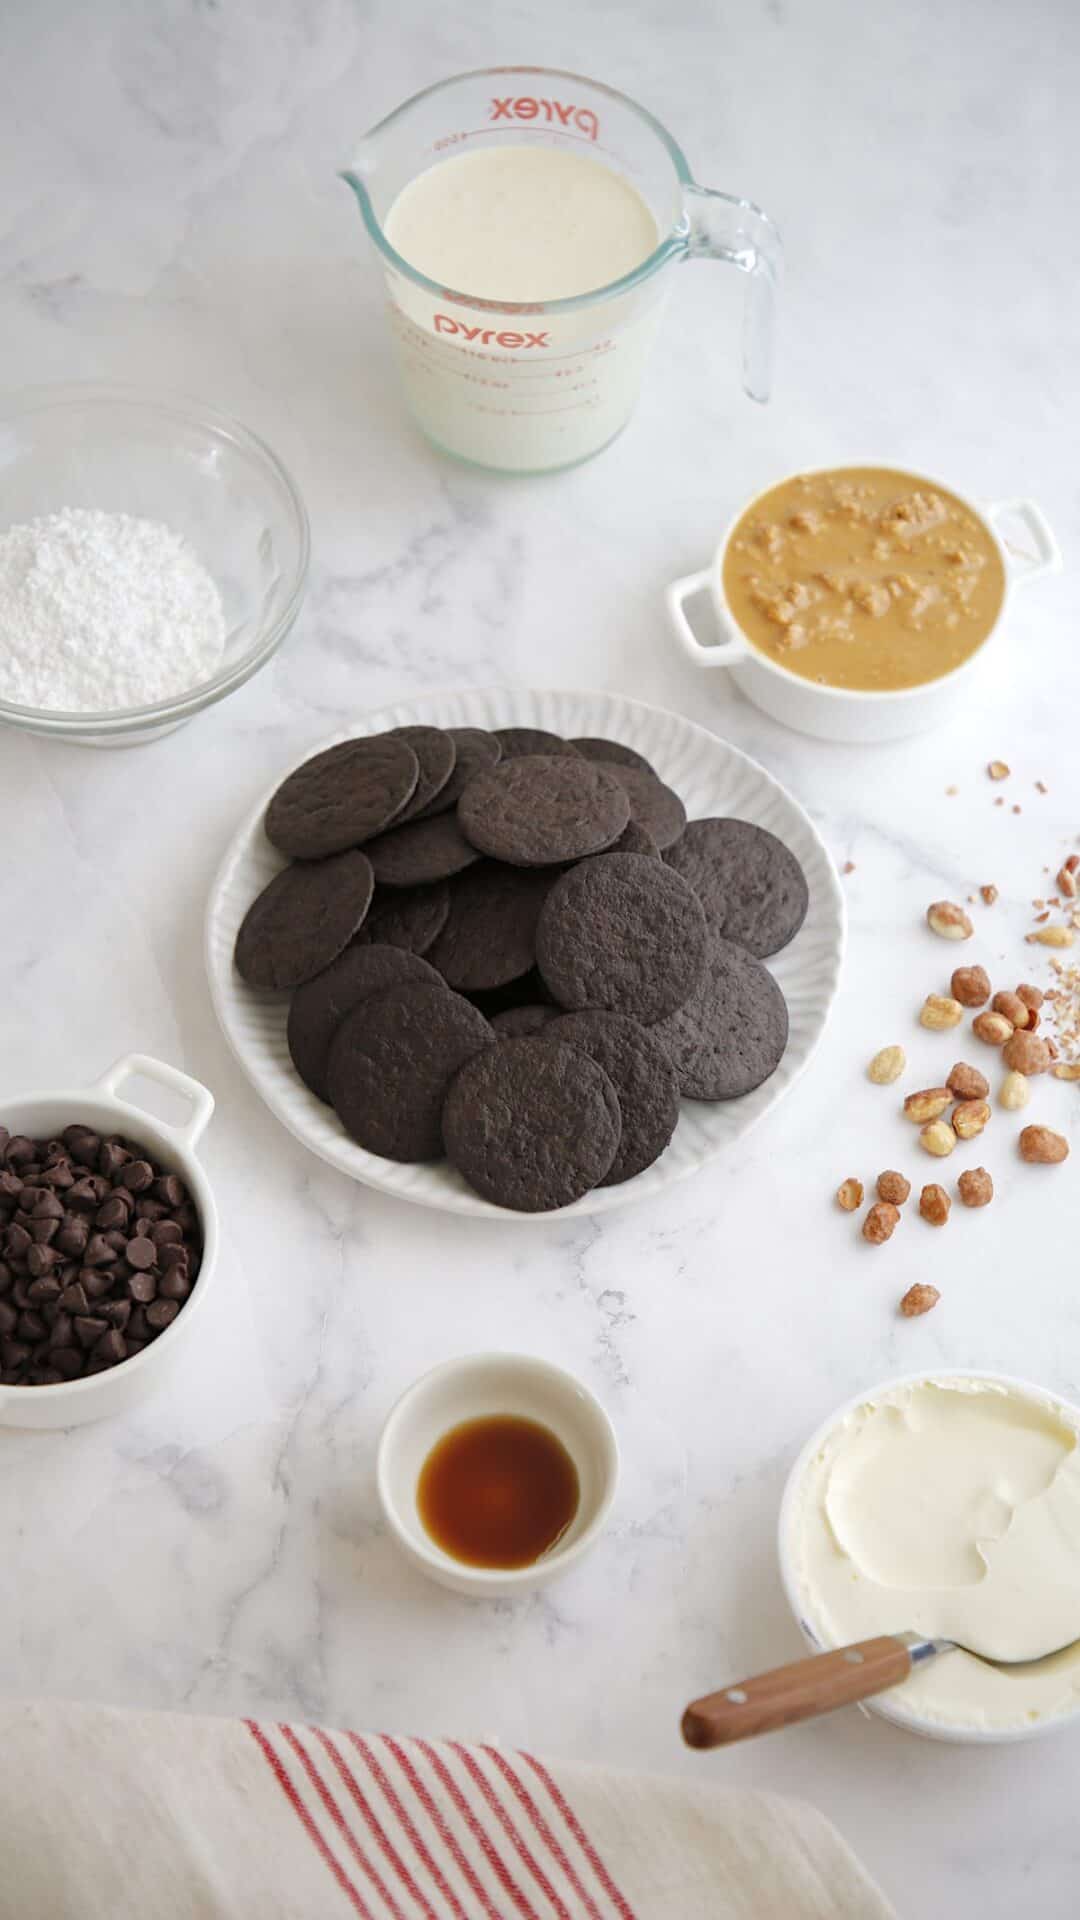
[0, 383, 310, 745]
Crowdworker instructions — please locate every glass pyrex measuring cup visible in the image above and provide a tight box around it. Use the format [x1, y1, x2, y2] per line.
[342, 67, 781, 474]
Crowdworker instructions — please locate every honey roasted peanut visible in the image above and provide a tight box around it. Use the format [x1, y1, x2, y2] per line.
[952, 1098, 990, 1140]
[993, 989, 1031, 1029]
[951, 965, 991, 1008]
[903, 1087, 952, 1123]
[1026, 926, 1075, 948]
[1001, 1030, 1051, 1075]
[1016, 983, 1044, 1012]
[1019, 1125, 1070, 1164]
[927, 901, 973, 941]
[863, 1200, 900, 1245]
[957, 1166, 994, 1207]
[867, 1044, 906, 1085]
[900, 1282, 941, 1316]
[973, 1010, 1014, 1046]
[836, 1177, 864, 1212]
[876, 1170, 911, 1206]
[919, 1182, 951, 1226]
[946, 1062, 989, 1101]
[920, 994, 964, 1031]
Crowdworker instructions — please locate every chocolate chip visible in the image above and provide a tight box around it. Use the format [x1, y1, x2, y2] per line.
[95, 1196, 131, 1231]
[25, 1242, 61, 1277]
[52, 1348, 84, 1379]
[0, 1261, 11, 1296]
[80, 1268, 113, 1301]
[127, 1272, 156, 1304]
[66, 1178, 102, 1215]
[16, 1311, 46, 1344]
[49, 1312, 74, 1349]
[127, 1306, 151, 1341]
[62, 1126, 101, 1167]
[38, 1161, 74, 1191]
[97, 1142, 131, 1179]
[146, 1300, 179, 1331]
[102, 1299, 131, 1332]
[150, 1220, 183, 1247]
[94, 1330, 127, 1364]
[159, 1244, 189, 1272]
[0, 1301, 16, 1336]
[158, 1269, 190, 1302]
[32, 1191, 64, 1220]
[54, 1217, 89, 1258]
[126, 1237, 156, 1271]
[102, 1230, 128, 1255]
[59, 1281, 90, 1315]
[118, 1161, 154, 1194]
[1, 1339, 31, 1370]
[82, 1234, 117, 1268]
[0, 1172, 23, 1203]
[4, 1138, 37, 1168]
[152, 1174, 186, 1208]
[26, 1276, 62, 1306]
[73, 1316, 108, 1349]
[27, 1215, 60, 1246]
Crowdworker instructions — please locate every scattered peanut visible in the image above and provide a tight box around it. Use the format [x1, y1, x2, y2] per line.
[952, 1098, 991, 1140]
[957, 1166, 994, 1208]
[1019, 1125, 1070, 1165]
[836, 1177, 864, 1211]
[1053, 1063, 1080, 1081]
[919, 1119, 957, 1157]
[900, 1283, 941, 1317]
[987, 761, 1010, 781]
[992, 989, 1031, 1029]
[863, 1200, 901, 1245]
[919, 1182, 951, 1226]
[1058, 856, 1080, 900]
[867, 1044, 906, 1086]
[1016, 984, 1044, 1011]
[999, 1070, 1031, 1111]
[926, 901, 973, 941]
[920, 993, 964, 1031]
[903, 1087, 952, 1123]
[972, 1010, 1014, 1046]
[979, 884, 999, 906]
[1027, 926, 1075, 947]
[946, 1062, 989, 1101]
[1001, 1030, 1051, 1075]
[877, 1170, 911, 1206]
[951, 965, 991, 1008]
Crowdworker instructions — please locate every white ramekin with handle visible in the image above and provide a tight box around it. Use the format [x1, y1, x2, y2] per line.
[0, 1054, 218, 1429]
[665, 472, 1062, 743]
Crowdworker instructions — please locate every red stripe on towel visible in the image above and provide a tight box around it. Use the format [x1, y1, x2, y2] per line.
[482, 1747, 604, 1920]
[378, 1735, 511, 1920]
[278, 1725, 408, 1920]
[521, 1751, 639, 1920]
[314, 1729, 441, 1920]
[345, 1735, 472, 1920]
[244, 1720, 374, 1920]
[450, 1741, 574, 1920]
[415, 1737, 545, 1920]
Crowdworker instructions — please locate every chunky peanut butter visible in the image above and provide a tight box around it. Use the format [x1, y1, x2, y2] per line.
[723, 467, 1006, 692]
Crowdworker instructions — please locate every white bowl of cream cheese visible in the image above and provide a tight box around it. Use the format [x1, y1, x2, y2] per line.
[778, 1372, 1080, 1742]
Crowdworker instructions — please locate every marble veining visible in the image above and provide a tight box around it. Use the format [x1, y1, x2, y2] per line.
[1, 2, 1078, 1914]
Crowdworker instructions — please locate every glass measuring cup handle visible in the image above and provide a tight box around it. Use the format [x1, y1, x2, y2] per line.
[683, 187, 782, 404]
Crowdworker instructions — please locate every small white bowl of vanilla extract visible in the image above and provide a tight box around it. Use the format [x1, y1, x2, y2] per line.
[376, 1354, 619, 1597]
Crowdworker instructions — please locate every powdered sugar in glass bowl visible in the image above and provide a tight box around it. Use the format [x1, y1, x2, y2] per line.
[0, 384, 309, 746]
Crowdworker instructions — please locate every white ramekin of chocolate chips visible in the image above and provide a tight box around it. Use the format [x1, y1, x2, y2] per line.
[0, 1054, 218, 1428]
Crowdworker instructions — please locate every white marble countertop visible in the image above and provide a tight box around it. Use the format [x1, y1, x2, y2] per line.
[2, 2, 1078, 1912]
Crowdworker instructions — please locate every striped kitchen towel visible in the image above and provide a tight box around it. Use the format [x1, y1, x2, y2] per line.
[0, 1701, 893, 1918]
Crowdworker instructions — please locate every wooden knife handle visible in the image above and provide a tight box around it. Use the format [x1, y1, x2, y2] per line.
[681, 1636, 914, 1749]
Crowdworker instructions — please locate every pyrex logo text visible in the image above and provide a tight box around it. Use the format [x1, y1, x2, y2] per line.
[434, 315, 550, 348]
[490, 96, 599, 141]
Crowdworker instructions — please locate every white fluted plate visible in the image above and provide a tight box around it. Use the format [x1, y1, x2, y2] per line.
[205, 689, 845, 1218]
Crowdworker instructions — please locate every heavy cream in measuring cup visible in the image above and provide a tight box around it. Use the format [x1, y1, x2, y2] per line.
[789, 1377, 1080, 1733]
[385, 146, 659, 301]
[381, 146, 663, 471]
